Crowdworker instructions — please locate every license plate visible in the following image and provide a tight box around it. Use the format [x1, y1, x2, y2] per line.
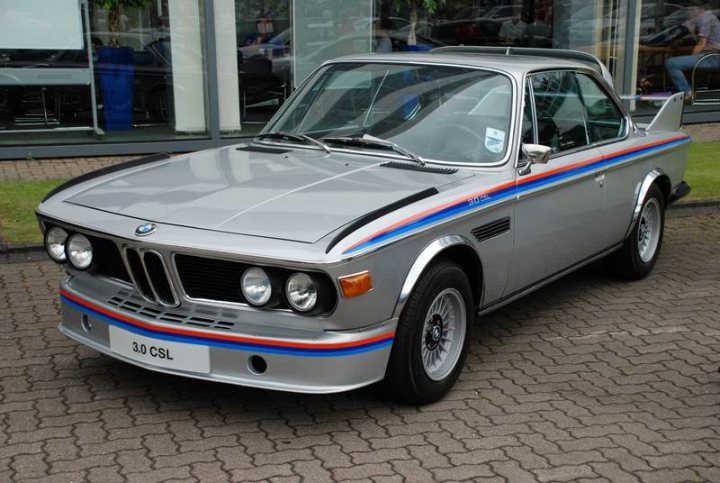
[109, 326, 210, 374]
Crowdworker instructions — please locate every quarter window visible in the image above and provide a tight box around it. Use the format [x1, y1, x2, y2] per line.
[530, 71, 589, 154]
[521, 85, 536, 145]
[576, 73, 625, 143]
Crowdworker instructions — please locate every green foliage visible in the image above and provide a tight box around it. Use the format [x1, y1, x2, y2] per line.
[0, 180, 64, 244]
[685, 141, 720, 199]
[392, 0, 447, 15]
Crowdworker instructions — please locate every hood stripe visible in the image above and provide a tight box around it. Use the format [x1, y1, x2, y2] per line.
[343, 135, 690, 255]
[60, 290, 394, 357]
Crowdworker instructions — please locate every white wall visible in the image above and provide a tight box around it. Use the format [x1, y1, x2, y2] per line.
[214, 0, 242, 133]
[168, 0, 206, 133]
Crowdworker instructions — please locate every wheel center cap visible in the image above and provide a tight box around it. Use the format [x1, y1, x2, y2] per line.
[425, 315, 443, 350]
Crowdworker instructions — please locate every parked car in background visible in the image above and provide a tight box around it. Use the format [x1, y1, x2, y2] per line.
[38, 47, 691, 404]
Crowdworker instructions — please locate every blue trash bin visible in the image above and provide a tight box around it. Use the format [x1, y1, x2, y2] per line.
[402, 44, 433, 52]
[97, 46, 135, 131]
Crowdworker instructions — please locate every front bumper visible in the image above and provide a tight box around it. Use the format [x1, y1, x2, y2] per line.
[59, 279, 396, 394]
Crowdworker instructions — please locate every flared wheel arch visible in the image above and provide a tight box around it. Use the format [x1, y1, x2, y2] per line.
[393, 235, 483, 319]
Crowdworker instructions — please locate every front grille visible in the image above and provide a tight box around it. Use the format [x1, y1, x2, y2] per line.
[174, 254, 337, 313]
[107, 290, 236, 331]
[175, 254, 246, 303]
[87, 235, 131, 283]
[123, 247, 178, 307]
[142, 252, 176, 306]
[124, 248, 155, 301]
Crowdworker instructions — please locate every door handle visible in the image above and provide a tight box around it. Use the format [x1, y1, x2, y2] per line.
[595, 173, 605, 188]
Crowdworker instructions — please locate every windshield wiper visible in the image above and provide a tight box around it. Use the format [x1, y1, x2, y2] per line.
[255, 131, 331, 153]
[322, 134, 425, 165]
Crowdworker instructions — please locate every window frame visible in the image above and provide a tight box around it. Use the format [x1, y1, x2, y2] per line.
[262, 59, 520, 168]
[522, 68, 630, 160]
[574, 71, 627, 146]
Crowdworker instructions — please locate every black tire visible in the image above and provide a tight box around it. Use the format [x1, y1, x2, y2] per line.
[383, 259, 473, 405]
[603, 184, 665, 280]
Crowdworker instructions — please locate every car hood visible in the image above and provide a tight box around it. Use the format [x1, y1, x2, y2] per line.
[66, 145, 472, 243]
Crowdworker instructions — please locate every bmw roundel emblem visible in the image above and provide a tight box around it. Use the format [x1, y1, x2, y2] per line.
[135, 223, 157, 237]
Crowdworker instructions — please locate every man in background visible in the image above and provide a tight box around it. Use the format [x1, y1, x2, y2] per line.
[499, 8, 527, 45]
[665, 0, 720, 103]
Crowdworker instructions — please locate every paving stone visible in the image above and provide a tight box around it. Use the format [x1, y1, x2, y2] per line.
[0, 212, 718, 481]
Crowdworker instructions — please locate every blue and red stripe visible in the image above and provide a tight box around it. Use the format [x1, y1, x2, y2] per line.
[60, 289, 394, 357]
[343, 135, 690, 254]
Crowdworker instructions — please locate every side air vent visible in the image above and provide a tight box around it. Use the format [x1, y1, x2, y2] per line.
[381, 161, 458, 174]
[472, 217, 511, 243]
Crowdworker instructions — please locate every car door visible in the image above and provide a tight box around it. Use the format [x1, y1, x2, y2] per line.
[574, 72, 638, 248]
[506, 70, 606, 293]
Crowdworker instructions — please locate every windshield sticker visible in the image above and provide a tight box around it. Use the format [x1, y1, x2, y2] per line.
[485, 128, 505, 154]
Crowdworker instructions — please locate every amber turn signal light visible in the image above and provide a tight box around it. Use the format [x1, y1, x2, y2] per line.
[338, 271, 372, 298]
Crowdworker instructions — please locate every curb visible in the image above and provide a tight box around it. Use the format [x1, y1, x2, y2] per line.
[671, 197, 720, 210]
[0, 245, 48, 263]
[1, 198, 718, 262]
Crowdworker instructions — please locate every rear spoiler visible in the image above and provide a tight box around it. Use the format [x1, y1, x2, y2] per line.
[620, 93, 685, 133]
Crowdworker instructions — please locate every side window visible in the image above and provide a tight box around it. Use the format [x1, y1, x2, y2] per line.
[521, 85, 535, 145]
[576, 73, 625, 143]
[531, 71, 589, 154]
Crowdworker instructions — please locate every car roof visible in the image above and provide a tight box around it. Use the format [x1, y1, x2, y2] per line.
[330, 52, 596, 78]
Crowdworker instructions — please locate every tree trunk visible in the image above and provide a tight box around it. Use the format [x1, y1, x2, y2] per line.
[408, 5, 417, 45]
[109, 8, 121, 48]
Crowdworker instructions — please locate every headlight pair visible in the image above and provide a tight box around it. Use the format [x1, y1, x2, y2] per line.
[240, 267, 318, 313]
[44, 226, 93, 270]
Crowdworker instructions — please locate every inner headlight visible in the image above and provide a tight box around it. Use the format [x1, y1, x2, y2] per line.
[241, 267, 272, 306]
[286, 273, 317, 312]
[45, 226, 68, 262]
[66, 234, 93, 269]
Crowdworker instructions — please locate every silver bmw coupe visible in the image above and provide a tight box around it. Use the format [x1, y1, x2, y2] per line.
[37, 47, 691, 404]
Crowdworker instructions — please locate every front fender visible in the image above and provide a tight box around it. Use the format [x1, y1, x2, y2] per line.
[392, 234, 477, 319]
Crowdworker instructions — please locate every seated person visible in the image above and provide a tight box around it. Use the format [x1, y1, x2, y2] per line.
[665, 0, 720, 103]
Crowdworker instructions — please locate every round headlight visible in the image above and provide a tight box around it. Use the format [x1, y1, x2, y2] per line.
[241, 267, 272, 306]
[45, 226, 68, 262]
[66, 234, 93, 269]
[286, 273, 317, 312]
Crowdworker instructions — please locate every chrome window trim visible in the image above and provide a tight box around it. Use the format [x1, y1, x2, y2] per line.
[259, 59, 519, 169]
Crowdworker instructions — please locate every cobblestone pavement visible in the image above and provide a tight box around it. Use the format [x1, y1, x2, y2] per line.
[1, 212, 719, 483]
[0, 156, 135, 182]
[0, 122, 718, 182]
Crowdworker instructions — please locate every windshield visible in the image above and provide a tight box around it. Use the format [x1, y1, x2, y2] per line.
[267, 62, 513, 164]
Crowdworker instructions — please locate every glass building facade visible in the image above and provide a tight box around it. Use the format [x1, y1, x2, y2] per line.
[0, 0, 718, 159]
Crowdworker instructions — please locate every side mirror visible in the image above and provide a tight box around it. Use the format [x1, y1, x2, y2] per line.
[518, 144, 552, 175]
